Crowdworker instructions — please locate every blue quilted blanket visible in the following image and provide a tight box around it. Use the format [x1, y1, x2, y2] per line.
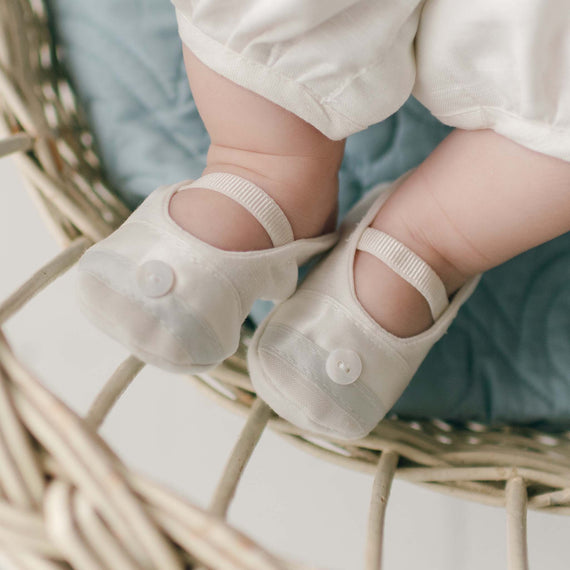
[48, 0, 570, 426]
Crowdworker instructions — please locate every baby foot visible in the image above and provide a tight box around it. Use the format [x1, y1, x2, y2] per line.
[169, 184, 274, 251]
[354, 194, 469, 338]
[77, 167, 340, 374]
[169, 161, 339, 253]
[354, 247, 436, 337]
[247, 177, 482, 440]
[77, 147, 343, 375]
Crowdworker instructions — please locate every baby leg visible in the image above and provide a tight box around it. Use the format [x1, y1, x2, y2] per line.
[170, 48, 345, 251]
[355, 128, 570, 337]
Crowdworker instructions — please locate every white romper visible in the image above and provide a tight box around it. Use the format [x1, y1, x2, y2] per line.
[172, 0, 570, 162]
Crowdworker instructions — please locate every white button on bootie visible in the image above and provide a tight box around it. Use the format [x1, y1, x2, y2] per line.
[77, 173, 338, 373]
[248, 176, 481, 440]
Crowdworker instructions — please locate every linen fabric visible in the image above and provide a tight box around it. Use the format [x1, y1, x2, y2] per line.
[173, 0, 570, 162]
[248, 177, 480, 439]
[76, 174, 338, 373]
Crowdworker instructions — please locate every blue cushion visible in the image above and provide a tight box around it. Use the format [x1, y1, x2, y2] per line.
[49, 0, 570, 425]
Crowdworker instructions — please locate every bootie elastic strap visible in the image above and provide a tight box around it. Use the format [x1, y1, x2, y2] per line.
[357, 227, 449, 321]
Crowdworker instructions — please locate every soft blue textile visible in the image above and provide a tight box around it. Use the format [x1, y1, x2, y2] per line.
[48, 0, 570, 425]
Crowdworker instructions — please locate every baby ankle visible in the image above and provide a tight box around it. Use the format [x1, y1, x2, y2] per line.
[204, 147, 340, 239]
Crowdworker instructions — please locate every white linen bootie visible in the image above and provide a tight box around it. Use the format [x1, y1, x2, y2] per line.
[248, 177, 481, 440]
[76, 172, 338, 373]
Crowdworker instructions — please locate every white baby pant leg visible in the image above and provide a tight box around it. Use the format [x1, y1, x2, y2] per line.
[413, 0, 570, 163]
[172, 0, 570, 162]
[171, 0, 425, 140]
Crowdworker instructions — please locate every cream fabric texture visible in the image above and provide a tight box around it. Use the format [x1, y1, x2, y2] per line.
[76, 175, 338, 373]
[172, 0, 570, 162]
[248, 178, 481, 440]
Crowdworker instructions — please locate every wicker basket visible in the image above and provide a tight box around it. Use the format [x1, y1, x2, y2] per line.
[1, 0, 569, 568]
